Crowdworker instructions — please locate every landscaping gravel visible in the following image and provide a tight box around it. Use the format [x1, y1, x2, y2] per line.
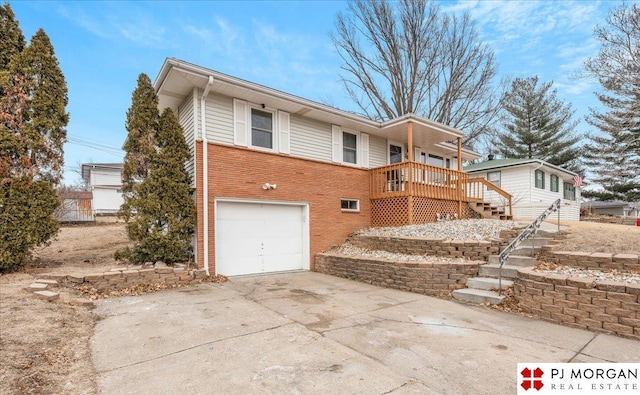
[359, 219, 520, 241]
[534, 266, 640, 285]
[330, 242, 479, 264]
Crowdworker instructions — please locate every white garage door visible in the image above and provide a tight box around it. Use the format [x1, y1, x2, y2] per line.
[215, 201, 307, 276]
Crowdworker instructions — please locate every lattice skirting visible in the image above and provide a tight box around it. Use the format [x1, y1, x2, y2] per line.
[371, 198, 479, 227]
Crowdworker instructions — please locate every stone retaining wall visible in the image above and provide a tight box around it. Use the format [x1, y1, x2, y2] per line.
[348, 235, 504, 261]
[316, 253, 479, 297]
[539, 249, 640, 272]
[38, 266, 209, 291]
[516, 267, 640, 340]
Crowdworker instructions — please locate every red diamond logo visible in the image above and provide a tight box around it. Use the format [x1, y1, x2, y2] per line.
[521, 367, 544, 391]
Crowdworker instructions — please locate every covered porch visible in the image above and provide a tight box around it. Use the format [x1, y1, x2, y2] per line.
[366, 118, 512, 226]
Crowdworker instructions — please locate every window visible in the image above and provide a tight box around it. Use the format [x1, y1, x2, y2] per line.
[563, 182, 576, 200]
[550, 174, 559, 192]
[487, 171, 501, 190]
[343, 132, 357, 164]
[340, 199, 359, 212]
[389, 144, 403, 164]
[535, 169, 545, 189]
[251, 108, 273, 149]
[428, 154, 444, 167]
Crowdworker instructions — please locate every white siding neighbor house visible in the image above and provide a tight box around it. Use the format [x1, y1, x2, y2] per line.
[81, 163, 124, 215]
[464, 158, 581, 221]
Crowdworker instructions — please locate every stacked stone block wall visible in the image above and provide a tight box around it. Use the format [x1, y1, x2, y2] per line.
[316, 253, 479, 297]
[539, 250, 640, 272]
[348, 235, 503, 261]
[516, 267, 640, 340]
[39, 267, 210, 291]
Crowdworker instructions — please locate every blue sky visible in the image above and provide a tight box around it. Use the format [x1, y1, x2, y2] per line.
[9, 0, 634, 185]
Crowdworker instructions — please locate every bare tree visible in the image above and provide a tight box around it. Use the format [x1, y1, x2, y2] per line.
[332, 0, 502, 146]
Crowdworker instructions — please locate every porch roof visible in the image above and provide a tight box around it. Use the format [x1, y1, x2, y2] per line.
[154, 58, 481, 160]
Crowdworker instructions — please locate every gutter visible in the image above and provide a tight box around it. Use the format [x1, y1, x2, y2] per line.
[201, 76, 214, 276]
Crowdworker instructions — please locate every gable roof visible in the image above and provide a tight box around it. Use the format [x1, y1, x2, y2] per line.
[154, 58, 482, 161]
[464, 158, 577, 177]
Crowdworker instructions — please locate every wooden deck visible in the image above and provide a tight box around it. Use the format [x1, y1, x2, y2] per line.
[369, 162, 512, 225]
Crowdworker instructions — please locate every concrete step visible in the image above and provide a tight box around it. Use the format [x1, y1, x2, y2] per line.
[33, 290, 59, 301]
[466, 277, 513, 291]
[27, 283, 49, 292]
[35, 279, 58, 287]
[452, 288, 504, 305]
[499, 246, 541, 257]
[479, 263, 521, 279]
[487, 255, 538, 267]
[518, 238, 553, 247]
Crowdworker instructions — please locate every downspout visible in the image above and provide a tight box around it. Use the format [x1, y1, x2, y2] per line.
[201, 76, 214, 276]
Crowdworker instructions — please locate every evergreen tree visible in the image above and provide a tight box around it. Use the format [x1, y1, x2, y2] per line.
[116, 109, 195, 264]
[0, 13, 64, 272]
[0, 3, 25, 73]
[121, 73, 158, 197]
[495, 76, 580, 171]
[12, 29, 69, 185]
[582, 3, 639, 201]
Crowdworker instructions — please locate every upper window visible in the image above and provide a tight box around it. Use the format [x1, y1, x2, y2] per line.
[535, 169, 545, 189]
[389, 144, 403, 164]
[550, 174, 559, 192]
[428, 154, 444, 167]
[343, 132, 357, 164]
[487, 171, 501, 190]
[564, 182, 576, 200]
[251, 108, 273, 149]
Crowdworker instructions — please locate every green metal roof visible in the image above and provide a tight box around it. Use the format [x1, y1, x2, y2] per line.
[463, 158, 577, 176]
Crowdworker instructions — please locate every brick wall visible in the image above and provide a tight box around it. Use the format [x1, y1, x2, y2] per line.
[196, 142, 371, 274]
[40, 267, 210, 291]
[516, 267, 640, 340]
[539, 249, 640, 272]
[316, 253, 479, 297]
[348, 235, 502, 260]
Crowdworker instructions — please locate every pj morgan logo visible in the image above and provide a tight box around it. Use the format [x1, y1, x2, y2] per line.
[517, 363, 640, 394]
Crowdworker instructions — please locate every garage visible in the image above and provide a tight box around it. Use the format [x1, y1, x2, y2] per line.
[215, 200, 309, 276]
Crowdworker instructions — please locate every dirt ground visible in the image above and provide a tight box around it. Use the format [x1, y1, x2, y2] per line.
[0, 220, 638, 394]
[0, 223, 132, 395]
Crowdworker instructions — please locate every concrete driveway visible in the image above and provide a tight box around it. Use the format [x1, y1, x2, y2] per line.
[91, 272, 639, 394]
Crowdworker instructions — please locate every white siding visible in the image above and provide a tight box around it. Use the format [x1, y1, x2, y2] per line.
[369, 135, 387, 168]
[471, 165, 579, 220]
[205, 93, 234, 144]
[90, 168, 122, 186]
[92, 187, 124, 215]
[178, 95, 196, 182]
[290, 114, 332, 162]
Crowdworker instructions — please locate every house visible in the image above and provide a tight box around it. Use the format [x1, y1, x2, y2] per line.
[581, 201, 638, 217]
[464, 158, 581, 221]
[81, 163, 124, 216]
[153, 58, 508, 277]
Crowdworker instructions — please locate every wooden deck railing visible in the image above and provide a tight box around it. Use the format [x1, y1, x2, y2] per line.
[370, 163, 513, 216]
[370, 162, 466, 201]
[464, 177, 513, 217]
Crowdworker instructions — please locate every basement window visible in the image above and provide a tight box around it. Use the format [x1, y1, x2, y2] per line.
[340, 199, 360, 212]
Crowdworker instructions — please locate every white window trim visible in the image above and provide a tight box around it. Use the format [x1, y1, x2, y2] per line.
[388, 140, 405, 164]
[487, 170, 501, 190]
[249, 105, 277, 152]
[332, 126, 369, 168]
[340, 198, 360, 212]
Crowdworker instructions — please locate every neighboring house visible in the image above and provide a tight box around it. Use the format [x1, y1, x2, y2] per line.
[81, 163, 124, 215]
[55, 191, 93, 222]
[154, 58, 501, 277]
[581, 201, 638, 217]
[464, 158, 581, 221]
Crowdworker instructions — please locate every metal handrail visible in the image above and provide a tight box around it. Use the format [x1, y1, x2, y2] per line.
[497, 199, 561, 294]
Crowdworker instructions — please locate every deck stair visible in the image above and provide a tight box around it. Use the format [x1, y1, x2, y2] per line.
[468, 201, 513, 221]
[453, 200, 562, 305]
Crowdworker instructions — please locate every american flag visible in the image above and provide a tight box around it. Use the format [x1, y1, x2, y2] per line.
[573, 175, 583, 187]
